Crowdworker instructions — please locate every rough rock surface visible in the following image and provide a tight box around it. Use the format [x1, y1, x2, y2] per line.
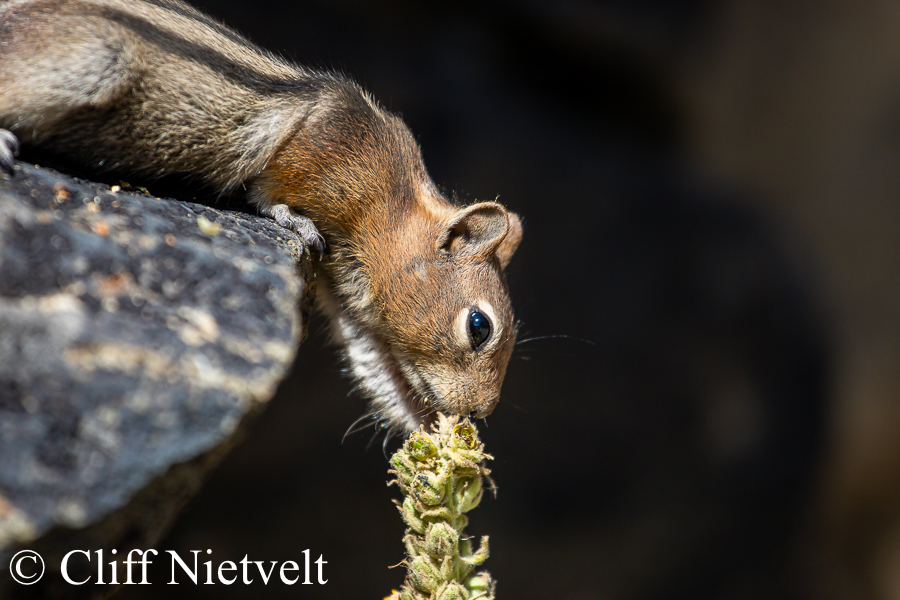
[0, 162, 313, 597]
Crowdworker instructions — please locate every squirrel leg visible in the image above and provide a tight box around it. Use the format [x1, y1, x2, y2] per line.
[259, 203, 326, 258]
[0, 129, 19, 175]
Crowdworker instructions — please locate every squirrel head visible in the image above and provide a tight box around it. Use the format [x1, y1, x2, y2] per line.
[379, 198, 522, 424]
[325, 191, 522, 433]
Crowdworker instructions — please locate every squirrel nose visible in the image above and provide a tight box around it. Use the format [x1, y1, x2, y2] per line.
[469, 399, 498, 420]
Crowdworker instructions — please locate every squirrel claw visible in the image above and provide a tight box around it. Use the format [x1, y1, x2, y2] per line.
[260, 202, 326, 259]
[0, 129, 19, 176]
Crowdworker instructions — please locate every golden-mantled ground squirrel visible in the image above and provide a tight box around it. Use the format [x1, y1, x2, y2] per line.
[0, 0, 522, 433]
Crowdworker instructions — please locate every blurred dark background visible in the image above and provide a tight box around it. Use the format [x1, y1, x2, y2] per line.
[124, 1, 900, 599]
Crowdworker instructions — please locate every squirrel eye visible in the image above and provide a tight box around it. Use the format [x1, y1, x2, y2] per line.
[468, 309, 491, 350]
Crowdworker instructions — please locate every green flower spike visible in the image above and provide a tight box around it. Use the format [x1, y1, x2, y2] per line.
[385, 413, 497, 600]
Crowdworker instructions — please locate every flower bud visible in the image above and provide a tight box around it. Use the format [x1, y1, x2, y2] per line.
[400, 497, 427, 534]
[469, 588, 493, 599]
[403, 533, 425, 558]
[390, 452, 416, 487]
[446, 450, 480, 472]
[455, 476, 483, 513]
[420, 505, 455, 523]
[466, 571, 494, 599]
[449, 421, 479, 451]
[400, 587, 426, 600]
[435, 582, 470, 600]
[424, 521, 459, 558]
[408, 556, 441, 594]
[406, 431, 438, 461]
[411, 468, 448, 506]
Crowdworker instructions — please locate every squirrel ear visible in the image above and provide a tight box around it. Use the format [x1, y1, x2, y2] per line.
[495, 211, 522, 269]
[439, 202, 511, 261]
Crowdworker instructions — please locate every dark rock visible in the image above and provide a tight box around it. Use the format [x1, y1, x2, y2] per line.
[0, 163, 313, 598]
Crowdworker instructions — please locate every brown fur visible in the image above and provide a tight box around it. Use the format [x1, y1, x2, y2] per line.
[0, 0, 522, 431]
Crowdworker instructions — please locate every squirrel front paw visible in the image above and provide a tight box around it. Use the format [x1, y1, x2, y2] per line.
[0, 129, 20, 175]
[259, 203, 326, 258]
